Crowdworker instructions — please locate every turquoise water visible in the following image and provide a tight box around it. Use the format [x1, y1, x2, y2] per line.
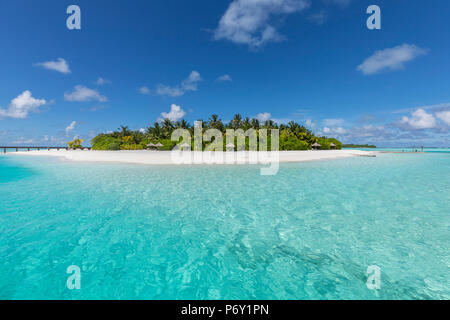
[0, 154, 449, 300]
[344, 147, 450, 153]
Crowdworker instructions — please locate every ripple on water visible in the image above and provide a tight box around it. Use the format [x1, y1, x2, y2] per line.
[0, 154, 449, 299]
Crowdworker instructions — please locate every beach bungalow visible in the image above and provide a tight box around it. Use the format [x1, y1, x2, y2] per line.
[312, 142, 321, 150]
[147, 143, 156, 150]
[330, 143, 336, 150]
[154, 142, 164, 150]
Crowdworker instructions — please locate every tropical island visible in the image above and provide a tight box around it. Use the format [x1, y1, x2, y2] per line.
[89, 114, 343, 151]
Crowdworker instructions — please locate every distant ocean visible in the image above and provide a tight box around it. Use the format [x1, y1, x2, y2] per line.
[344, 147, 450, 153]
[0, 153, 449, 299]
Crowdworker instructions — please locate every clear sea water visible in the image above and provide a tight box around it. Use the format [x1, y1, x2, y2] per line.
[0, 153, 449, 300]
[344, 147, 450, 153]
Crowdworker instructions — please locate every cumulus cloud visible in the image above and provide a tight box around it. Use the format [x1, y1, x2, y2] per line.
[318, 123, 402, 145]
[156, 71, 202, 97]
[64, 85, 107, 102]
[158, 104, 186, 122]
[256, 112, 272, 122]
[357, 44, 428, 75]
[399, 108, 436, 130]
[214, 0, 310, 49]
[0, 91, 47, 119]
[65, 121, 77, 136]
[309, 103, 450, 146]
[216, 74, 233, 82]
[35, 58, 71, 74]
[435, 111, 450, 126]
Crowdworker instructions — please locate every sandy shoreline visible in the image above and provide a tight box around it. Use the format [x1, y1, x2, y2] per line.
[7, 149, 376, 165]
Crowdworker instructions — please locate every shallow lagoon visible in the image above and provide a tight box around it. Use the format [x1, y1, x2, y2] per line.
[0, 153, 449, 299]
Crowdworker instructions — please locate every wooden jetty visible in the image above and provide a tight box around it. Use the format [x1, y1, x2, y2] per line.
[1, 146, 91, 153]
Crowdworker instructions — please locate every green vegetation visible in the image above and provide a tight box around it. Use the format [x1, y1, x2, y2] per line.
[91, 115, 343, 151]
[67, 138, 84, 149]
[343, 144, 376, 148]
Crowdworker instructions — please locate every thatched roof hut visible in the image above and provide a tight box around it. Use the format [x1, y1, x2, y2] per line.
[312, 142, 321, 150]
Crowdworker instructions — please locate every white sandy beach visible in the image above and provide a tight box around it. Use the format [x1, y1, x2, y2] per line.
[9, 149, 376, 165]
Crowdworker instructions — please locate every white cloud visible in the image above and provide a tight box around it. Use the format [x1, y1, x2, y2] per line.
[156, 71, 202, 97]
[139, 86, 151, 95]
[12, 137, 34, 144]
[139, 128, 146, 134]
[254, 112, 293, 124]
[256, 112, 272, 122]
[95, 77, 110, 85]
[35, 58, 71, 74]
[214, 0, 310, 49]
[158, 104, 186, 122]
[304, 105, 450, 146]
[352, 125, 386, 138]
[272, 118, 292, 125]
[323, 126, 347, 135]
[357, 44, 428, 75]
[323, 118, 344, 127]
[332, 125, 391, 143]
[216, 74, 233, 82]
[64, 85, 107, 102]
[305, 119, 316, 128]
[0, 91, 47, 119]
[65, 121, 77, 136]
[156, 85, 184, 97]
[399, 108, 436, 130]
[436, 111, 450, 126]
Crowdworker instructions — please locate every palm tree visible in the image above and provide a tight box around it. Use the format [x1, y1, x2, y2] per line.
[243, 117, 251, 130]
[118, 125, 132, 137]
[287, 121, 301, 136]
[162, 119, 174, 138]
[250, 118, 260, 129]
[263, 120, 276, 129]
[207, 114, 218, 128]
[208, 114, 224, 132]
[147, 122, 162, 140]
[178, 119, 191, 129]
[122, 136, 133, 143]
[131, 130, 143, 143]
[231, 114, 242, 129]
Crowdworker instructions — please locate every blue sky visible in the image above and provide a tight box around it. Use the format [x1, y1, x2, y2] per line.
[0, 0, 449, 147]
